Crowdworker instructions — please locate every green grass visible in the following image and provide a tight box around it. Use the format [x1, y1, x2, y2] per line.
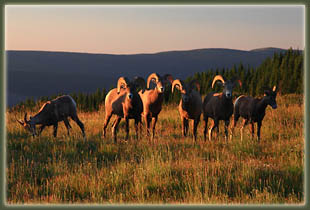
[6, 94, 304, 204]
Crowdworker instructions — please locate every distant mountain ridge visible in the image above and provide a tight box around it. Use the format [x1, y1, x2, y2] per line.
[7, 47, 288, 106]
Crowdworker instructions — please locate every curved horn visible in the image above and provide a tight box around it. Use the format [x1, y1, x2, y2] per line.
[24, 113, 28, 123]
[147, 73, 160, 89]
[189, 79, 200, 92]
[272, 85, 277, 92]
[15, 115, 24, 125]
[117, 77, 130, 94]
[133, 76, 146, 91]
[171, 79, 184, 93]
[212, 75, 226, 88]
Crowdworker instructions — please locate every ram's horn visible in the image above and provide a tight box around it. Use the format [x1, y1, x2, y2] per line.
[212, 75, 226, 88]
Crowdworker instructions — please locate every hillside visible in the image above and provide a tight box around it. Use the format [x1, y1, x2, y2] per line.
[6, 47, 287, 106]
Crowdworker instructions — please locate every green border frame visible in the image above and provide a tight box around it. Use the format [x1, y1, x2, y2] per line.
[0, 1, 308, 210]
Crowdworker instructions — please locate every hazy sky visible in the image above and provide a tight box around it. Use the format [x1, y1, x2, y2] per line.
[5, 5, 304, 54]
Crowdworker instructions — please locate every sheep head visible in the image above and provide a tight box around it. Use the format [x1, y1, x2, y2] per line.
[263, 86, 277, 109]
[147, 73, 173, 93]
[212, 75, 242, 99]
[117, 77, 135, 100]
[16, 113, 36, 136]
[172, 79, 200, 104]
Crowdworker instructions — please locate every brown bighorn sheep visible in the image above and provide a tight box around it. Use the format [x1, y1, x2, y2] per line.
[138, 73, 173, 139]
[203, 75, 242, 141]
[103, 76, 145, 143]
[172, 79, 202, 141]
[231, 86, 277, 142]
[17, 95, 85, 138]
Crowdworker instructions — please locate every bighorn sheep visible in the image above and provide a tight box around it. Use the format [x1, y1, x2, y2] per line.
[17, 95, 85, 137]
[231, 86, 277, 141]
[103, 76, 145, 143]
[203, 75, 242, 141]
[138, 73, 173, 139]
[172, 79, 202, 141]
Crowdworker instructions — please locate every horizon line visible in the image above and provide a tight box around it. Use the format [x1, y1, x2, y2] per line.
[5, 46, 301, 56]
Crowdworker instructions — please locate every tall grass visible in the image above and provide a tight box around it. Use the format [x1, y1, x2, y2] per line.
[6, 94, 304, 204]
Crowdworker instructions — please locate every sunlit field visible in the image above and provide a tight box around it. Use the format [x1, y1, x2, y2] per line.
[6, 94, 304, 204]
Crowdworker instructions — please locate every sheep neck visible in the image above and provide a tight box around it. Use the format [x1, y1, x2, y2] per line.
[256, 97, 269, 114]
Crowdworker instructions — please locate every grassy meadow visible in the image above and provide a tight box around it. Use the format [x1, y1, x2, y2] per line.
[6, 94, 304, 204]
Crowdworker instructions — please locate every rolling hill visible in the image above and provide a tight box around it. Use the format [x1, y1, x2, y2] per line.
[6, 47, 287, 106]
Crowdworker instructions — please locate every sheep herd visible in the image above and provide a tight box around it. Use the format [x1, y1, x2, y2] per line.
[17, 72, 278, 143]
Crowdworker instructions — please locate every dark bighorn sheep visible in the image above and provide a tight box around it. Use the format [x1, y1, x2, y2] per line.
[172, 79, 202, 141]
[138, 73, 173, 139]
[203, 75, 242, 141]
[103, 76, 145, 143]
[17, 95, 85, 138]
[231, 86, 277, 141]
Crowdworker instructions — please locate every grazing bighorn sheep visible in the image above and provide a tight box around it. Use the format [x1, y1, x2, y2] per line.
[103, 76, 145, 143]
[172, 79, 202, 141]
[231, 86, 277, 142]
[17, 95, 85, 138]
[138, 73, 173, 139]
[203, 75, 241, 141]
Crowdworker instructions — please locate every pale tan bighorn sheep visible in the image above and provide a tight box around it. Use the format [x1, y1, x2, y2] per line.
[172, 79, 202, 141]
[103, 76, 145, 143]
[231, 86, 277, 142]
[17, 95, 85, 138]
[203, 75, 242, 141]
[138, 73, 173, 139]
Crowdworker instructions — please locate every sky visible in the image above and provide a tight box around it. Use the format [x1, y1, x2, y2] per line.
[5, 5, 305, 54]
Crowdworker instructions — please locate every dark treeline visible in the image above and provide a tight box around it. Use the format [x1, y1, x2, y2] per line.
[12, 48, 303, 112]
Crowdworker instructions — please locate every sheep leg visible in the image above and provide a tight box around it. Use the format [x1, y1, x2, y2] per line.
[71, 115, 85, 138]
[181, 117, 189, 137]
[125, 117, 129, 140]
[112, 116, 121, 143]
[185, 119, 189, 136]
[257, 121, 262, 142]
[250, 121, 255, 140]
[53, 123, 58, 137]
[193, 117, 200, 141]
[63, 118, 72, 136]
[230, 115, 240, 140]
[151, 116, 158, 140]
[103, 113, 112, 138]
[134, 118, 140, 140]
[203, 116, 208, 141]
[38, 125, 46, 136]
[145, 114, 151, 136]
[208, 119, 218, 141]
[224, 120, 230, 141]
[240, 119, 249, 141]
